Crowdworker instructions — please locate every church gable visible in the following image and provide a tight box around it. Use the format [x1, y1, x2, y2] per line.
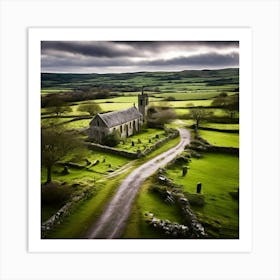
[90, 114, 108, 128]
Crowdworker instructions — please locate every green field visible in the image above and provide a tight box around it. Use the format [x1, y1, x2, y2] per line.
[124, 152, 239, 238]
[201, 122, 239, 130]
[151, 99, 213, 108]
[199, 130, 239, 147]
[167, 153, 239, 238]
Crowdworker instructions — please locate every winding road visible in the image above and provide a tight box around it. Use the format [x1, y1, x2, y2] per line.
[86, 128, 190, 239]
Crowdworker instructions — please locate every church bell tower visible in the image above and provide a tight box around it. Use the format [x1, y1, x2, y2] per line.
[138, 86, 148, 122]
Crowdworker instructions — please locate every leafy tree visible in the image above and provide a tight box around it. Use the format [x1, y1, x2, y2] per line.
[225, 95, 239, 118]
[211, 94, 239, 118]
[45, 95, 72, 116]
[41, 127, 84, 183]
[77, 102, 101, 115]
[189, 108, 213, 129]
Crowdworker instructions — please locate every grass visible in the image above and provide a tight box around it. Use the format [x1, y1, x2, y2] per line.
[43, 135, 181, 238]
[199, 130, 239, 147]
[201, 122, 239, 130]
[151, 100, 213, 108]
[63, 119, 90, 129]
[166, 153, 239, 238]
[123, 151, 239, 239]
[41, 150, 130, 185]
[122, 178, 184, 238]
[41, 88, 71, 95]
[45, 171, 131, 238]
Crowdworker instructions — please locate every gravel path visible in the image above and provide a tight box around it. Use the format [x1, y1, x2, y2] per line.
[86, 128, 190, 239]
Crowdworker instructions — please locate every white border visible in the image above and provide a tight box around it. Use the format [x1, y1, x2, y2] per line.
[28, 27, 252, 253]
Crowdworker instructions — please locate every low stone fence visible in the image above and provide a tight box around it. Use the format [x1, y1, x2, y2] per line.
[142, 130, 179, 156]
[146, 170, 206, 238]
[206, 145, 239, 155]
[87, 143, 139, 158]
[41, 187, 93, 238]
[199, 126, 239, 133]
[87, 129, 180, 159]
[191, 130, 239, 155]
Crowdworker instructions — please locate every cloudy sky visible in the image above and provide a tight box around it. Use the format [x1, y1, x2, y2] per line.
[41, 41, 239, 73]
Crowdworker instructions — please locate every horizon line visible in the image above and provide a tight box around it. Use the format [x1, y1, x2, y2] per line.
[41, 67, 239, 75]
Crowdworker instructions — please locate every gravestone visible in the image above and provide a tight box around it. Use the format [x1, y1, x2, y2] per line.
[196, 182, 202, 194]
[182, 166, 188, 176]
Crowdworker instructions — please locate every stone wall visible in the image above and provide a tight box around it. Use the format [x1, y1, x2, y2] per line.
[87, 129, 180, 159]
[206, 145, 239, 155]
[87, 143, 140, 158]
[142, 130, 179, 156]
[41, 187, 93, 238]
[199, 126, 239, 133]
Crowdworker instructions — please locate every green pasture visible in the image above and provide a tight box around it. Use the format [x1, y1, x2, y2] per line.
[199, 130, 239, 147]
[159, 100, 213, 108]
[63, 119, 90, 130]
[154, 92, 217, 100]
[201, 122, 239, 130]
[41, 117, 71, 127]
[166, 153, 239, 238]
[98, 102, 133, 112]
[124, 152, 239, 239]
[41, 88, 72, 95]
[153, 91, 236, 100]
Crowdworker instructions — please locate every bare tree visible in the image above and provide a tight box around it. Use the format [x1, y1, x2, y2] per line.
[147, 106, 176, 128]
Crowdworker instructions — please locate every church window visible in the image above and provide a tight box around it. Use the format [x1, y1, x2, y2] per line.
[120, 125, 122, 133]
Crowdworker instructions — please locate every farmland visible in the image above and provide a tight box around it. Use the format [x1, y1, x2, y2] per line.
[41, 68, 239, 239]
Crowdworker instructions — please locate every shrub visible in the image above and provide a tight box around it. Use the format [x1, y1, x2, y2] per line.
[102, 130, 121, 147]
[184, 192, 205, 207]
[41, 182, 72, 206]
[164, 96, 176, 101]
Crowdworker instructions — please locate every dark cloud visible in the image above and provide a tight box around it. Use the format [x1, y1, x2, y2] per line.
[116, 41, 239, 51]
[144, 52, 239, 67]
[41, 41, 239, 73]
[41, 41, 140, 58]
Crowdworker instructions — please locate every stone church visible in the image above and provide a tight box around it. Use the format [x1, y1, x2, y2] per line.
[89, 90, 148, 143]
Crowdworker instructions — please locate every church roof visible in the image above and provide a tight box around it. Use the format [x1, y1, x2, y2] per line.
[90, 106, 142, 128]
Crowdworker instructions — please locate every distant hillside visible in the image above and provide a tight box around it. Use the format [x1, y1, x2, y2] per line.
[41, 68, 239, 93]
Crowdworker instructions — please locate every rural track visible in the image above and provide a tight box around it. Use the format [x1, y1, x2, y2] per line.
[86, 128, 191, 239]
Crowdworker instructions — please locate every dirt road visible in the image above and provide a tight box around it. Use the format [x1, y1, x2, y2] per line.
[86, 128, 190, 239]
